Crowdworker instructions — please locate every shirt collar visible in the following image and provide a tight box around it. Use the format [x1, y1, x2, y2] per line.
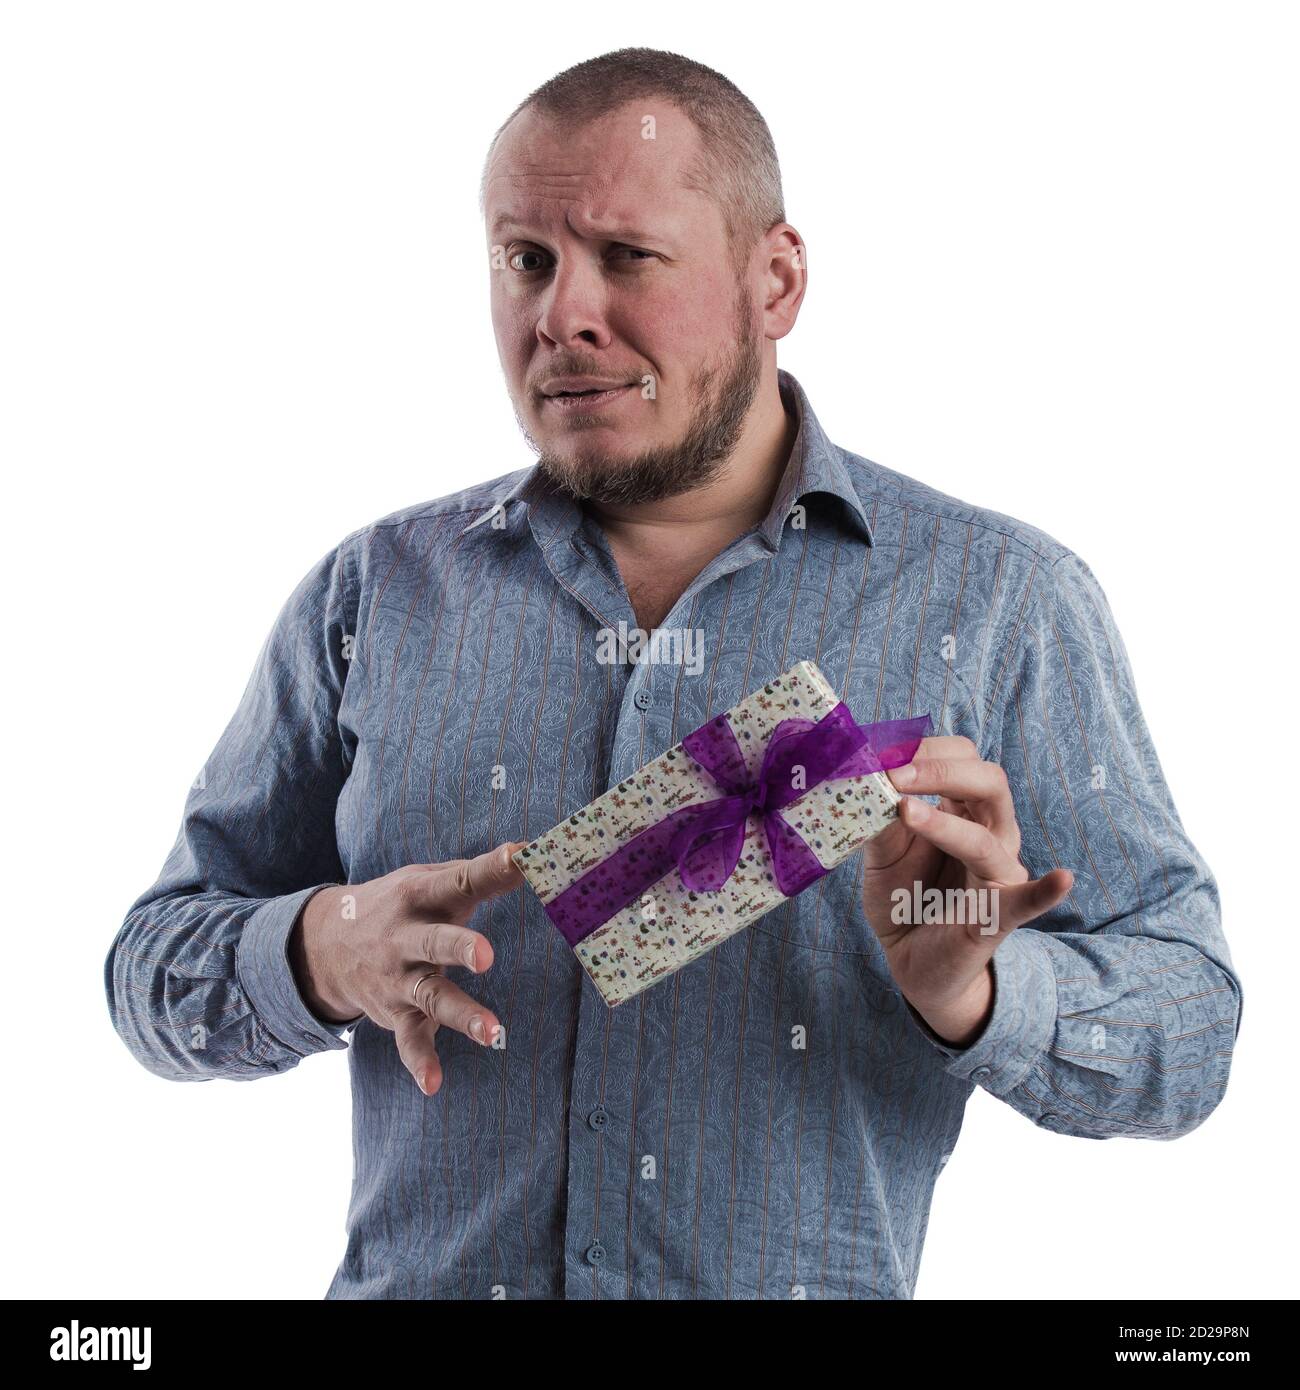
[458, 368, 873, 550]
[757, 368, 874, 549]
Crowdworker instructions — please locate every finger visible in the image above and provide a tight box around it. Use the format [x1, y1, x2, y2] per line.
[911, 735, 980, 762]
[861, 813, 919, 870]
[408, 968, 501, 1047]
[898, 795, 1023, 882]
[406, 920, 496, 974]
[393, 1009, 444, 1096]
[418, 842, 528, 921]
[987, 869, 1075, 934]
[891, 758, 1018, 840]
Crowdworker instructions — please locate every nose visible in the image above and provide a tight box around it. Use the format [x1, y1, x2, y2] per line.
[536, 255, 614, 352]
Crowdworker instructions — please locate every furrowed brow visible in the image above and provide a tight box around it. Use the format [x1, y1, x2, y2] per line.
[491, 213, 665, 245]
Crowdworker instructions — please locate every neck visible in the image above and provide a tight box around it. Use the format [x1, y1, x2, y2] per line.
[585, 361, 798, 559]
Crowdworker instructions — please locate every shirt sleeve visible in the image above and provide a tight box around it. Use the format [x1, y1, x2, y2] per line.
[904, 549, 1243, 1139]
[104, 538, 361, 1081]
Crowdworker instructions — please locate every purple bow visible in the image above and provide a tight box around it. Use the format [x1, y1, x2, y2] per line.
[542, 701, 932, 947]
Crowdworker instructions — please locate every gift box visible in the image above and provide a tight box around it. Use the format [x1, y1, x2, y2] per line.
[512, 660, 930, 1007]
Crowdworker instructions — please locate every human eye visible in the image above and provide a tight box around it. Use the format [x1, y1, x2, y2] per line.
[507, 245, 553, 274]
[608, 245, 656, 265]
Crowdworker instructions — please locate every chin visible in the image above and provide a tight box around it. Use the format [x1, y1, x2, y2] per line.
[549, 437, 645, 470]
[538, 453, 627, 496]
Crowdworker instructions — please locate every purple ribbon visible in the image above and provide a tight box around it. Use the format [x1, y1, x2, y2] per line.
[542, 701, 932, 947]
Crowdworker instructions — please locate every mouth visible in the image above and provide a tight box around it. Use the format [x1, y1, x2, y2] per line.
[542, 384, 635, 411]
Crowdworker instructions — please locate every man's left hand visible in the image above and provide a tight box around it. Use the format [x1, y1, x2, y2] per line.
[860, 736, 1074, 1047]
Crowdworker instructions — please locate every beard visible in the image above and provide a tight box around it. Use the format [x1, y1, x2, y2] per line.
[522, 285, 764, 508]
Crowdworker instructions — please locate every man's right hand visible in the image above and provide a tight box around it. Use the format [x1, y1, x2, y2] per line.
[289, 843, 526, 1096]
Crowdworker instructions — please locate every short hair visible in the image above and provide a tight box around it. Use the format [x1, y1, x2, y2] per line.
[481, 47, 785, 273]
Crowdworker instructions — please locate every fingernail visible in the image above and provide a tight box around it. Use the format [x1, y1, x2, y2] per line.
[469, 1016, 486, 1043]
[894, 764, 916, 786]
[906, 796, 929, 819]
[463, 940, 477, 970]
[416, 1069, 428, 1095]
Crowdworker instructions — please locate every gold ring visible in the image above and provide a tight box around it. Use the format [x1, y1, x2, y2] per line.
[412, 969, 442, 1008]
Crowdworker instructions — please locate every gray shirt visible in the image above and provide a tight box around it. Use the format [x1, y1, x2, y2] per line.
[106, 368, 1242, 1299]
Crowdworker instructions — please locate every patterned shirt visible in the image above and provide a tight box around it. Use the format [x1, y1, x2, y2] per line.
[105, 368, 1242, 1299]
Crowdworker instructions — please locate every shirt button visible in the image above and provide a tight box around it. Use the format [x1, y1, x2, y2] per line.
[1040, 1112, 1063, 1130]
[971, 1066, 991, 1082]
[587, 1107, 608, 1132]
[584, 1242, 606, 1266]
[633, 689, 652, 711]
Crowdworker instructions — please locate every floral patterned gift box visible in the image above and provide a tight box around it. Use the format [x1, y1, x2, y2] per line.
[512, 660, 930, 1007]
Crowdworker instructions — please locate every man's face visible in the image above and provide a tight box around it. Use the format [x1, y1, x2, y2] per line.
[484, 101, 765, 506]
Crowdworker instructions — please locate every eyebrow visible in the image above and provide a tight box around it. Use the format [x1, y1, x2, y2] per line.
[491, 214, 664, 244]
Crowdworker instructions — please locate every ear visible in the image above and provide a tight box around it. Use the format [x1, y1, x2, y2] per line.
[758, 224, 808, 341]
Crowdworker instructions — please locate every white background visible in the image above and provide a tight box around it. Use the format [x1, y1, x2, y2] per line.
[2, 1, 1294, 1301]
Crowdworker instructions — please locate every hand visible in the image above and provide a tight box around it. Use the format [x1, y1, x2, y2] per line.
[290, 842, 527, 1095]
[860, 737, 1073, 1047]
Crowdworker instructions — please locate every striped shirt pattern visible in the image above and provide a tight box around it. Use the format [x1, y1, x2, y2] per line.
[105, 368, 1242, 1299]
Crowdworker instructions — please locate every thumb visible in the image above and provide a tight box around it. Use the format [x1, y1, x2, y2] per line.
[993, 868, 1074, 934]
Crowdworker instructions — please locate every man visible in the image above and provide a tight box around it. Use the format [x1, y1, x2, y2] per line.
[105, 47, 1242, 1300]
